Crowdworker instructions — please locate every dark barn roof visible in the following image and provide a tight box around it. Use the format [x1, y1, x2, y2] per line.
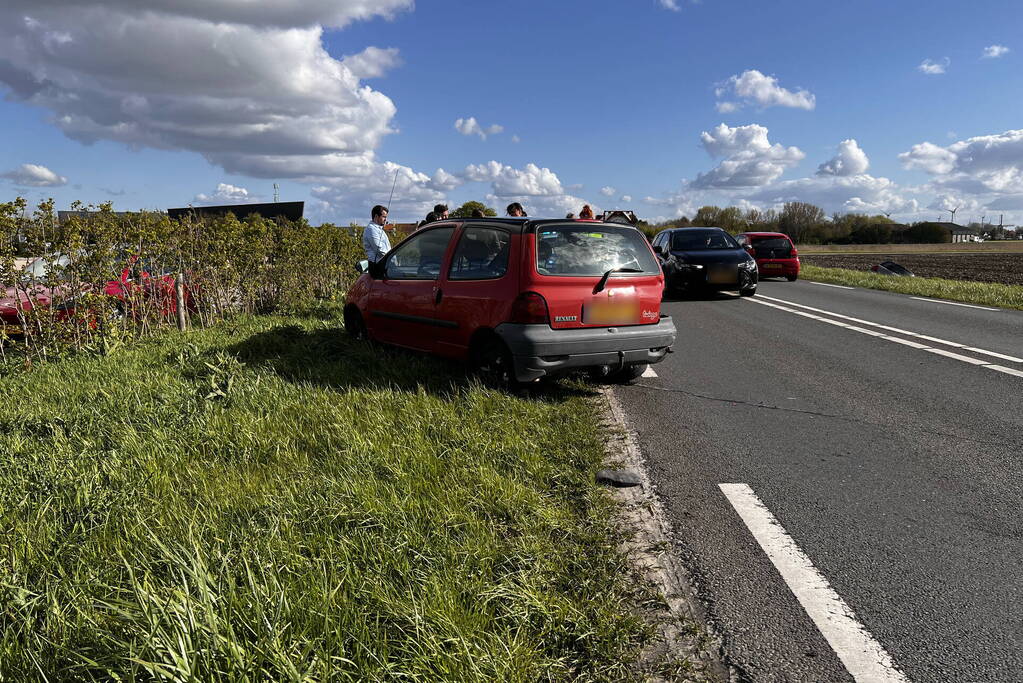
[167, 201, 304, 222]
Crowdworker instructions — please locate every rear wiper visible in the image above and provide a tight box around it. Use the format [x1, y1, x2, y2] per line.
[594, 267, 642, 293]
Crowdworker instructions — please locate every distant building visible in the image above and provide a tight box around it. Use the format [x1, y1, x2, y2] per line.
[167, 201, 303, 222]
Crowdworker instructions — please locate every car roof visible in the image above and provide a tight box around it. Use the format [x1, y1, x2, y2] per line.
[429, 217, 643, 235]
[738, 231, 790, 238]
[661, 226, 729, 233]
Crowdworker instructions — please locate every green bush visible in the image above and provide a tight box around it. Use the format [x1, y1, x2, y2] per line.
[1, 198, 364, 363]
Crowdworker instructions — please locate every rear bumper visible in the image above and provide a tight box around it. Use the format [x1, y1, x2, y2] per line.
[494, 317, 677, 382]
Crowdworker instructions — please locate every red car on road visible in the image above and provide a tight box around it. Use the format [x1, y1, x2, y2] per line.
[344, 218, 676, 384]
[735, 232, 800, 281]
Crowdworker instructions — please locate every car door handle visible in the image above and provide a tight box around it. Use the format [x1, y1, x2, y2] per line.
[434, 287, 443, 305]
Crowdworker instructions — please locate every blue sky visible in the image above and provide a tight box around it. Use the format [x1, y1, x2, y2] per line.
[1, 0, 1021, 227]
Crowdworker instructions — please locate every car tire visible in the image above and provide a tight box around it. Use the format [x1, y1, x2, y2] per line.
[343, 306, 368, 340]
[470, 336, 520, 389]
[739, 287, 757, 297]
[786, 274, 798, 282]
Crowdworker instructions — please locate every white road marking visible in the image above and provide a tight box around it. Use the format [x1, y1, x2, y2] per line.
[746, 297, 1022, 378]
[987, 364, 1023, 378]
[808, 281, 855, 290]
[909, 297, 999, 311]
[755, 295, 1023, 364]
[719, 484, 910, 683]
[641, 366, 658, 378]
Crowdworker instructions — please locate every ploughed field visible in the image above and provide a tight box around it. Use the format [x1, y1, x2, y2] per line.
[801, 253, 1023, 286]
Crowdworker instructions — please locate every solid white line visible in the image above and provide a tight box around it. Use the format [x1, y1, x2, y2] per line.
[755, 295, 1023, 364]
[987, 364, 1023, 378]
[719, 484, 910, 683]
[747, 298, 1022, 378]
[909, 297, 999, 311]
[641, 366, 658, 378]
[808, 281, 855, 290]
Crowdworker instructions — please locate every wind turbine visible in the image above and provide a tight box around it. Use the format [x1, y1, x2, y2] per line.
[944, 206, 960, 224]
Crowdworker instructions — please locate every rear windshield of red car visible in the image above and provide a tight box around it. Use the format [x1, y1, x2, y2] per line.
[536, 225, 659, 276]
[750, 237, 793, 258]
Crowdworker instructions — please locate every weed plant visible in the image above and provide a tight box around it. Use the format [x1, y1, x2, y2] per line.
[0, 311, 649, 681]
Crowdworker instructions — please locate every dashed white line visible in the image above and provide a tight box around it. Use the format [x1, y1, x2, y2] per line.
[719, 484, 910, 683]
[754, 295, 1023, 364]
[641, 366, 658, 378]
[909, 297, 999, 311]
[808, 281, 855, 290]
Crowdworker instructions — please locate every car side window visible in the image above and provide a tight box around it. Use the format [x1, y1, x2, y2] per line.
[448, 227, 511, 280]
[385, 227, 455, 280]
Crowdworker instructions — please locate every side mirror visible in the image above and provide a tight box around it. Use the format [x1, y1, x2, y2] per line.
[355, 259, 368, 274]
[744, 245, 755, 255]
[368, 259, 386, 279]
[653, 245, 663, 255]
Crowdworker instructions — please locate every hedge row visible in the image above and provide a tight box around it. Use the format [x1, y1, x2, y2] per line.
[1, 198, 364, 362]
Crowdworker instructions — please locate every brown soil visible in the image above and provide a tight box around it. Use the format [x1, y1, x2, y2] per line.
[802, 253, 1023, 286]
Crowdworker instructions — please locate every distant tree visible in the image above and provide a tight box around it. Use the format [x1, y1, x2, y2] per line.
[451, 201, 497, 218]
[692, 206, 722, 227]
[778, 202, 826, 243]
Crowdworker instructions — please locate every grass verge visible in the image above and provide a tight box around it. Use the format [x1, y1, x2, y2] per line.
[0, 310, 658, 681]
[800, 264, 1023, 310]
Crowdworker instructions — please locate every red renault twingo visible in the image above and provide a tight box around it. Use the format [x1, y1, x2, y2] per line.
[344, 218, 676, 384]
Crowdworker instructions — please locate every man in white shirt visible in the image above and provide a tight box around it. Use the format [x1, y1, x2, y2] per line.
[363, 204, 391, 263]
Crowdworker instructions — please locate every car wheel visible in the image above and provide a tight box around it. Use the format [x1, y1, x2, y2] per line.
[786, 274, 798, 282]
[470, 336, 519, 389]
[739, 287, 757, 297]
[343, 306, 368, 340]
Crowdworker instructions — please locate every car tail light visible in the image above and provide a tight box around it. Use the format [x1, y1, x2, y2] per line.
[790, 244, 798, 257]
[510, 292, 550, 324]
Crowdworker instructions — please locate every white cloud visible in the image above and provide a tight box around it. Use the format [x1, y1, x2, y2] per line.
[693, 123, 805, 189]
[312, 161, 458, 220]
[817, 139, 870, 177]
[621, 195, 633, 203]
[511, 135, 521, 144]
[748, 174, 919, 215]
[714, 70, 815, 112]
[0, 1, 410, 182]
[918, 58, 950, 75]
[1, 163, 67, 187]
[658, 0, 681, 11]
[341, 46, 402, 79]
[899, 130, 1023, 194]
[454, 116, 504, 140]
[600, 186, 616, 196]
[194, 182, 255, 205]
[983, 45, 1010, 59]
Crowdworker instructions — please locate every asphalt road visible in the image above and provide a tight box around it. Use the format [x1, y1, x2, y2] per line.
[615, 279, 1023, 682]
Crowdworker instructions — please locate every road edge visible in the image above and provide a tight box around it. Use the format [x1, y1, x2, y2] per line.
[599, 386, 737, 682]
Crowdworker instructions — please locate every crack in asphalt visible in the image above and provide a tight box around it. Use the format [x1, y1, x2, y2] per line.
[629, 382, 1023, 450]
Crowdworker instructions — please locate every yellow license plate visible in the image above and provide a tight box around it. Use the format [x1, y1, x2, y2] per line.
[584, 300, 639, 324]
[762, 263, 782, 269]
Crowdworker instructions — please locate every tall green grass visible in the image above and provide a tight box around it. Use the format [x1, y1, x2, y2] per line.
[0, 311, 658, 681]
[800, 265, 1023, 310]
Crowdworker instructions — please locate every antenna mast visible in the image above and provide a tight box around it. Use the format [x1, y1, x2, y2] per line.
[273, 183, 280, 203]
[386, 168, 399, 211]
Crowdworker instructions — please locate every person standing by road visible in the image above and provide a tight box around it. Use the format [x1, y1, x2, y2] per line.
[363, 204, 391, 263]
[434, 204, 449, 220]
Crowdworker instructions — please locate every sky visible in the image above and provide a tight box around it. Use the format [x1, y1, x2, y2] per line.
[1, 0, 1021, 228]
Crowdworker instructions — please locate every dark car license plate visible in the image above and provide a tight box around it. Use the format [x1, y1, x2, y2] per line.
[707, 266, 737, 284]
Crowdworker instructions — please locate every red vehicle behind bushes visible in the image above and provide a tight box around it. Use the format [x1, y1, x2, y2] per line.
[1, 254, 191, 337]
[344, 217, 677, 385]
[735, 231, 800, 281]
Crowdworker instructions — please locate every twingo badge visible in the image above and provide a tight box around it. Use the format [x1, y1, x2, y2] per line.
[554, 315, 578, 322]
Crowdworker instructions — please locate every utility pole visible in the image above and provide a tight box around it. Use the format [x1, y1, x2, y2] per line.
[273, 183, 279, 203]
